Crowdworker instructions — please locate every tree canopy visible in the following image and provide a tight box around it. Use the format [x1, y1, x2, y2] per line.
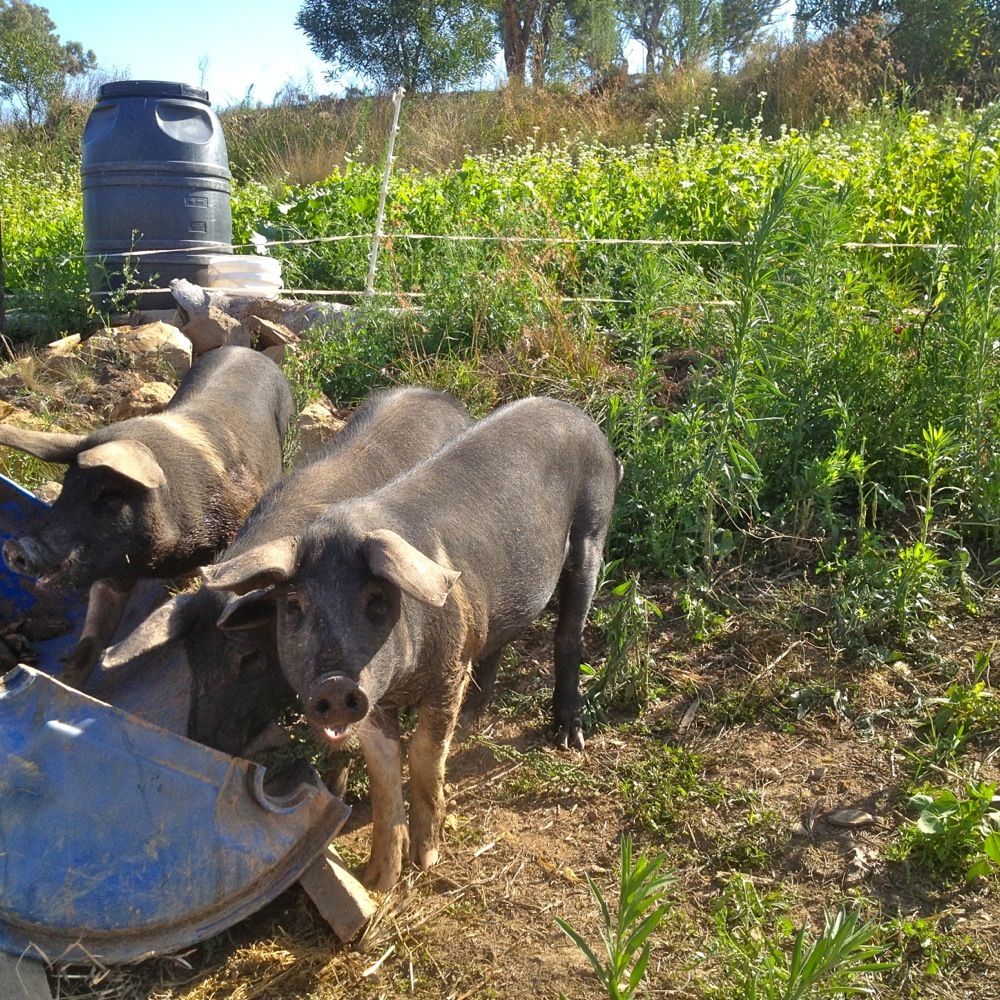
[0, 0, 95, 125]
[296, 0, 496, 93]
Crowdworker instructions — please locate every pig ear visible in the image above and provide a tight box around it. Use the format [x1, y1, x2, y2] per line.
[216, 588, 277, 631]
[362, 529, 460, 607]
[78, 440, 167, 489]
[0, 425, 87, 463]
[100, 592, 200, 670]
[201, 537, 300, 595]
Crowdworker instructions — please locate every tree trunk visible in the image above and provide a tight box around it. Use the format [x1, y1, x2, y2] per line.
[501, 0, 540, 85]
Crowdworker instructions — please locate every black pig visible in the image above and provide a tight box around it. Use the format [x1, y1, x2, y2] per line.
[101, 387, 472, 756]
[201, 396, 622, 890]
[0, 346, 295, 688]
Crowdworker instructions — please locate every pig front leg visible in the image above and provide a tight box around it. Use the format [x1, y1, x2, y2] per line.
[356, 710, 409, 892]
[61, 578, 135, 690]
[407, 662, 469, 872]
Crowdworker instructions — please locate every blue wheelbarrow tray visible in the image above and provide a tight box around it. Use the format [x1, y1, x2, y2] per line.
[0, 474, 350, 965]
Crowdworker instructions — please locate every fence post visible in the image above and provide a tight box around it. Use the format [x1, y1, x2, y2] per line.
[0, 212, 5, 341]
[365, 86, 405, 298]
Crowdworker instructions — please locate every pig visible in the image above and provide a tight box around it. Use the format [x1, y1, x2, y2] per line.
[0, 345, 295, 689]
[100, 386, 473, 757]
[200, 395, 622, 890]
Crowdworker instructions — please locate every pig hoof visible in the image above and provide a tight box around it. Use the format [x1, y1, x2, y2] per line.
[362, 862, 400, 893]
[554, 723, 586, 751]
[412, 844, 439, 871]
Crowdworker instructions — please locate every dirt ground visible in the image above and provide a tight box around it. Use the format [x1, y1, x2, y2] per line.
[2, 350, 999, 999]
[44, 589, 1000, 1000]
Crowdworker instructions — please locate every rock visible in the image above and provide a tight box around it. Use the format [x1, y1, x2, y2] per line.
[761, 767, 782, 782]
[826, 808, 876, 829]
[298, 843, 375, 941]
[41, 334, 84, 377]
[806, 767, 826, 783]
[46, 334, 82, 355]
[243, 314, 299, 349]
[0, 401, 68, 433]
[293, 401, 346, 468]
[83, 321, 192, 378]
[168, 278, 354, 341]
[110, 382, 175, 420]
[179, 305, 244, 354]
[243, 299, 353, 335]
[33, 481, 63, 504]
[121, 322, 193, 377]
[262, 344, 286, 364]
[169, 278, 212, 324]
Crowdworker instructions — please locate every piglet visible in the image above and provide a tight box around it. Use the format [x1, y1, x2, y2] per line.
[201, 395, 621, 890]
[101, 386, 472, 756]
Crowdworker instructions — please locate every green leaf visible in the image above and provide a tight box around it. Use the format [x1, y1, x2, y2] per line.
[984, 831, 1000, 865]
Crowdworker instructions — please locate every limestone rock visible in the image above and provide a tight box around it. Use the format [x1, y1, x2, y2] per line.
[0, 401, 68, 432]
[180, 305, 245, 354]
[293, 401, 346, 468]
[826, 808, 876, 829]
[298, 843, 375, 942]
[33, 481, 63, 504]
[83, 321, 192, 378]
[110, 381, 175, 420]
[41, 333, 84, 376]
[243, 313, 299, 349]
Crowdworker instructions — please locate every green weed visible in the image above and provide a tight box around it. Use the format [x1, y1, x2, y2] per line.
[713, 900, 889, 999]
[888, 781, 1000, 880]
[915, 679, 1000, 768]
[585, 575, 663, 725]
[471, 735, 598, 798]
[616, 740, 719, 837]
[556, 834, 675, 1000]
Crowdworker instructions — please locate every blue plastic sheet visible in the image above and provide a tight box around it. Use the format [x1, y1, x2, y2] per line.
[0, 474, 350, 964]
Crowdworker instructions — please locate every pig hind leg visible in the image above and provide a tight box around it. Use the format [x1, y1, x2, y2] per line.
[552, 525, 608, 751]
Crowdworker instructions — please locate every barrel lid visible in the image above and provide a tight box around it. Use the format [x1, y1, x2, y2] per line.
[98, 80, 211, 103]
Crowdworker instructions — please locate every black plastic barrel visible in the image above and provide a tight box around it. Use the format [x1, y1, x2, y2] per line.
[81, 80, 232, 310]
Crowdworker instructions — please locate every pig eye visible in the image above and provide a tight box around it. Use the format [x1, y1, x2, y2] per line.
[97, 485, 126, 505]
[365, 591, 388, 623]
[285, 593, 304, 618]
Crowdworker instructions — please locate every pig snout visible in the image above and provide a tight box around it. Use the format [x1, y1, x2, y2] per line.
[307, 673, 370, 740]
[3, 537, 53, 579]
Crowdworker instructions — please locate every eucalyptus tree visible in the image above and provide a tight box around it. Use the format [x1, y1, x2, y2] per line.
[296, 0, 496, 92]
[0, 0, 95, 126]
[619, 0, 781, 72]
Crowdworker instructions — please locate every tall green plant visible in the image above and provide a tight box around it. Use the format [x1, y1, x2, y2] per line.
[714, 895, 889, 1000]
[556, 834, 675, 1000]
[690, 154, 811, 579]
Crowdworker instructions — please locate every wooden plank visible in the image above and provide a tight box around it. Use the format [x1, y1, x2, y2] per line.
[299, 843, 376, 942]
[0, 952, 53, 1000]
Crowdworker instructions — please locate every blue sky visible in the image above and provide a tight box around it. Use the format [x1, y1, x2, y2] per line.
[39, 0, 346, 108]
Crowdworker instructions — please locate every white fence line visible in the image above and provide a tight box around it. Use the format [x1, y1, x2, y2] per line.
[75, 232, 967, 262]
[75, 227, 965, 308]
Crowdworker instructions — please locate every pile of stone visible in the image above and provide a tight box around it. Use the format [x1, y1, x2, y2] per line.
[36, 280, 353, 467]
